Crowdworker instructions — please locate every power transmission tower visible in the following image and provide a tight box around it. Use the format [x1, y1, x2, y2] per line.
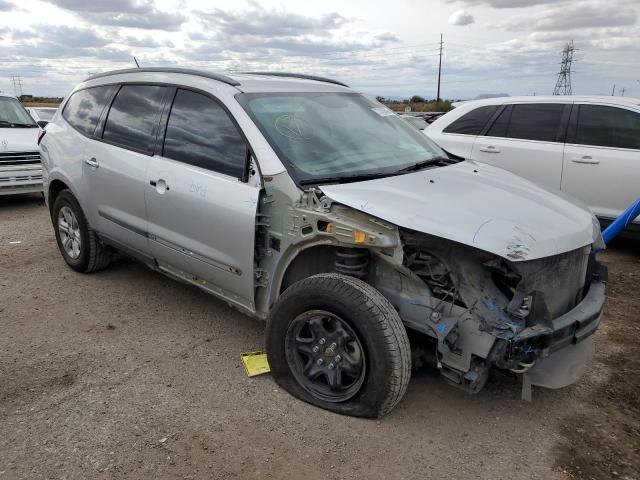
[10, 75, 23, 98]
[553, 41, 575, 95]
[436, 33, 443, 102]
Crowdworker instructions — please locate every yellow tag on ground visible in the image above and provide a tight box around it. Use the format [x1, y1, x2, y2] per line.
[240, 351, 271, 377]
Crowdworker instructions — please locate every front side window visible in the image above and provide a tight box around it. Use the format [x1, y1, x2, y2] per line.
[575, 105, 640, 150]
[443, 105, 498, 135]
[238, 92, 446, 184]
[62, 86, 115, 136]
[163, 89, 247, 178]
[506, 103, 564, 142]
[0, 97, 38, 128]
[102, 85, 168, 152]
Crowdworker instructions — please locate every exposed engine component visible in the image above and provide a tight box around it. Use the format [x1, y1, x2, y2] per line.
[334, 248, 370, 278]
[404, 247, 466, 307]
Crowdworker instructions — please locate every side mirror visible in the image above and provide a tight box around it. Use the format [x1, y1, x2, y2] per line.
[37, 120, 48, 128]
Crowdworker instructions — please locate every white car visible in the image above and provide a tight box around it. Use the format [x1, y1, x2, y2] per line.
[426, 96, 640, 232]
[0, 94, 43, 195]
[26, 106, 58, 128]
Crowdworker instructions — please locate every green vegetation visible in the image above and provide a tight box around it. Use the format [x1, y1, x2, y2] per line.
[377, 95, 454, 113]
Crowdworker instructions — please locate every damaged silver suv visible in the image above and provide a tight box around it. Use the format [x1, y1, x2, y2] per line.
[40, 68, 606, 418]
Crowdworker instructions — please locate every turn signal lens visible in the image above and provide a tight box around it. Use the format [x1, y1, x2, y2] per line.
[353, 230, 367, 244]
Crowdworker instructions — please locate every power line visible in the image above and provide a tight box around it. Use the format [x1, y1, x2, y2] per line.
[553, 40, 575, 95]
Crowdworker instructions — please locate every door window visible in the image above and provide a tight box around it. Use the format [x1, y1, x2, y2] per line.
[163, 89, 247, 178]
[575, 105, 640, 150]
[102, 85, 168, 153]
[484, 105, 512, 138]
[443, 105, 498, 135]
[505, 104, 564, 142]
[62, 85, 116, 136]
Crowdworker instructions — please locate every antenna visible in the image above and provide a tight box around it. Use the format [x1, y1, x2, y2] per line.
[553, 41, 575, 95]
[133, 57, 140, 68]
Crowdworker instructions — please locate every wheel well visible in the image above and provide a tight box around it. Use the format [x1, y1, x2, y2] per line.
[279, 245, 371, 294]
[48, 180, 69, 211]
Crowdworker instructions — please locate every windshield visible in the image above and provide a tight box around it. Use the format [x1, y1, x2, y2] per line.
[402, 116, 429, 130]
[35, 108, 56, 121]
[238, 92, 446, 184]
[0, 97, 38, 127]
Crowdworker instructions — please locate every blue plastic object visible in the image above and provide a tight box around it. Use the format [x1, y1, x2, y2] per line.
[602, 197, 640, 244]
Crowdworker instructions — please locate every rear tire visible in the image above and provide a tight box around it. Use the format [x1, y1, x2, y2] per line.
[266, 273, 411, 418]
[52, 190, 110, 273]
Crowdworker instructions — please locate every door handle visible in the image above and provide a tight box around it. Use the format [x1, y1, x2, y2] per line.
[478, 146, 501, 153]
[150, 179, 170, 193]
[571, 156, 600, 164]
[84, 157, 99, 168]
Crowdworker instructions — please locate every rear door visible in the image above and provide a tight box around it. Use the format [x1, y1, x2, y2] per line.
[472, 103, 570, 189]
[85, 84, 170, 256]
[562, 103, 640, 221]
[145, 88, 260, 311]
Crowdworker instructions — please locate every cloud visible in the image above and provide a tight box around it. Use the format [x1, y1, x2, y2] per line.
[447, 0, 566, 7]
[42, 0, 185, 30]
[0, 0, 13, 11]
[504, 2, 637, 30]
[449, 10, 475, 26]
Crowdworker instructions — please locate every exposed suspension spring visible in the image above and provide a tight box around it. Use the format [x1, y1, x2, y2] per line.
[334, 248, 370, 278]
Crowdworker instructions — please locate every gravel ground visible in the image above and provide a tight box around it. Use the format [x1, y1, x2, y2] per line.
[1, 193, 638, 480]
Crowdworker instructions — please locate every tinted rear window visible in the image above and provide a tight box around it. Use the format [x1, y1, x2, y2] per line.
[506, 103, 564, 142]
[102, 85, 168, 152]
[443, 105, 498, 135]
[62, 86, 115, 136]
[575, 105, 640, 150]
[163, 89, 247, 178]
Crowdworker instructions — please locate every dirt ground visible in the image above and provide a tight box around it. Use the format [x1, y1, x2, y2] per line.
[1, 193, 638, 480]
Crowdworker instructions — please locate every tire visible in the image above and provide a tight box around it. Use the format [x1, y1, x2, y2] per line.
[266, 273, 411, 418]
[52, 189, 110, 273]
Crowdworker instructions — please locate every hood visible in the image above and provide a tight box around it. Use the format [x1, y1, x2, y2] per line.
[0, 127, 40, 153]
[320, 161, 595, 261]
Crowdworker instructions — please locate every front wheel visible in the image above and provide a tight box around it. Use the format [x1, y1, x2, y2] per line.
[266, 273, 411, 418]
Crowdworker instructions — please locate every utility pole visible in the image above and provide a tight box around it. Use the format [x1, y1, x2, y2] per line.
[612, 84, 616, 96]
[553, 41, 575, 95]
[621, 87, 625, 97]
[436, 33, 443, 102]
[10, 75, 23, 98]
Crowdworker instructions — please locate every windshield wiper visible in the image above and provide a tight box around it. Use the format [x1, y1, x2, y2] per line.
[396, 156, 454, 173]
[300, 171, 402, 186]
[0, 121, 37, 128]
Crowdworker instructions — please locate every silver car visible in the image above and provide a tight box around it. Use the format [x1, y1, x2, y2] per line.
[41, 68, 606, 418]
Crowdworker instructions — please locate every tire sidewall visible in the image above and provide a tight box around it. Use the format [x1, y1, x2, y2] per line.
[52, 191, 91, 272]
[267, 276, 405, 417]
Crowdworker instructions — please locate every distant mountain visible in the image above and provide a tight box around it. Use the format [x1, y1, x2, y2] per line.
[473, 93, 509, 100]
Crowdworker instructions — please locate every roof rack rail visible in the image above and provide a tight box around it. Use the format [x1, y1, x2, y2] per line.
[84, 68, 240, 86]
[240, 72, 348, 88]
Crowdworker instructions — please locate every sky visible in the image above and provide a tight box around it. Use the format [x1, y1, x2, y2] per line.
[0, 0, 638, 99]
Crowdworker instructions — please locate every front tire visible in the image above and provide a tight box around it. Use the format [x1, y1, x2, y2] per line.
[266, 273, 411, 418]
[52, 190, 110, 273]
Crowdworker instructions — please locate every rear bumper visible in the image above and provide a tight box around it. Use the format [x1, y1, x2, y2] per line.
[0, 165, 43, 195]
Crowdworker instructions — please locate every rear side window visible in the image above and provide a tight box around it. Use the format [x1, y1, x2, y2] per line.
[62, 86, 115, 136]
[505, 104, 564, 142]
[102, 85, 168, 153]
[163, 89, 247, 178]
[575, 105, 640, 150]
[443, 105, 498, 135]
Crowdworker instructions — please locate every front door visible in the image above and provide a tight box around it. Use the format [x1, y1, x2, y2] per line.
[471, 103, 569, 190]
[145, 88, 260, 311]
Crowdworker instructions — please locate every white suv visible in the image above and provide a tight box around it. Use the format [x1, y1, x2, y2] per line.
[426, 96, 640, 233]
[41, 69, 607, 417]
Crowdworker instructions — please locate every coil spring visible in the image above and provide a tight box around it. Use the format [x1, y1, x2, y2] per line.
[334, 248, 370, 278]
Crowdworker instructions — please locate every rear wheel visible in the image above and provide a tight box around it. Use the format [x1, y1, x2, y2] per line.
[52, 190, 110, 273]
[266, 273, 411, 418]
